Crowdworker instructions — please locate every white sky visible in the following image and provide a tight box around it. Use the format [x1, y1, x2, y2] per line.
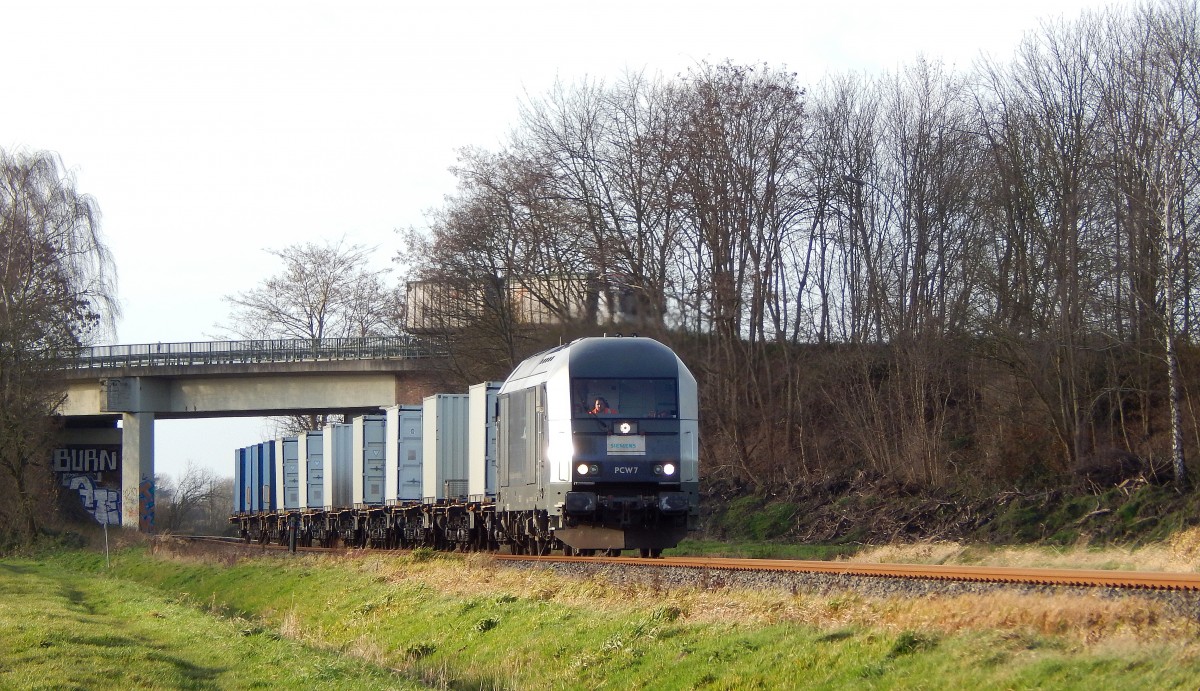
[5, 0, 1126, 482]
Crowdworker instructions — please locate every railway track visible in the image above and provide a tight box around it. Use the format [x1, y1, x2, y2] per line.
[499, 554, 1200, 591]
[173, 536, 1200, 592]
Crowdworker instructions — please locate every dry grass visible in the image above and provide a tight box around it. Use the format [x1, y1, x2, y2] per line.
[312, 550, 1200, 648]
[139, 539, 1200, 653]
[846, 527, 1200, 573]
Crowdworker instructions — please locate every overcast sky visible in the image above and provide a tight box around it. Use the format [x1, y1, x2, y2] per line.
[5, 0, 1128, 482]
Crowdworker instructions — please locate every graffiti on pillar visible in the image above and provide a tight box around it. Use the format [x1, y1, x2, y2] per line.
[65, 475, 121, 525]
[139, 475, 155, 531]
[53, 445, 122, 525]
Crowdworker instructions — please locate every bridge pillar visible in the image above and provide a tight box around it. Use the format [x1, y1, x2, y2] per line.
[121, 412, 155, 530]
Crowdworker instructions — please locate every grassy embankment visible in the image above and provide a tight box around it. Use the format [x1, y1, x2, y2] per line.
[0, 555, 418, 689]
[4, 536, 1200, 689]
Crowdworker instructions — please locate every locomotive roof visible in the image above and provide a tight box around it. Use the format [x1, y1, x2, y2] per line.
[500, 336, 684, 392]
[565, 336, 680, 378]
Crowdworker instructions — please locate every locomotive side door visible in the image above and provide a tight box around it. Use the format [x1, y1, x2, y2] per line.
[533, 384, 547, 500]
[498, 389, 537, 501]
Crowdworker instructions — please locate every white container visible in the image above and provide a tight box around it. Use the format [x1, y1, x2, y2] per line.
[322, 422, 353, 510]
[422, 394, 469, 500]
[468, 382, 502, 499]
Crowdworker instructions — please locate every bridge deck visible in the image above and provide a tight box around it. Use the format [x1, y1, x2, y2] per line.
[70, 336, 446, 370]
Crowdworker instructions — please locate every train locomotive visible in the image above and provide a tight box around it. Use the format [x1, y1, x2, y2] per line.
[231, 335, 699, 558]
[495, 336, 699, 557]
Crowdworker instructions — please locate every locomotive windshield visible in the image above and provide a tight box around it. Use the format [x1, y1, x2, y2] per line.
[572, 378, 677, 419]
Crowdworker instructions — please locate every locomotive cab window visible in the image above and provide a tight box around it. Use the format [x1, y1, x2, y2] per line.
[572, 378, 677, 419]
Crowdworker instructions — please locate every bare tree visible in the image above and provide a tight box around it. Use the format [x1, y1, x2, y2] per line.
[219, 237, 401, 433]
[0, 149, 118, 544]
[219, 237, 399, 341]
[975, 14, 1110, 472]
[157, 463, 234, 535]
[517, 72, 689, 333]
[802, 72, 881, 344]
[672, 62, 809, 488]
[407, 146, 574, 380]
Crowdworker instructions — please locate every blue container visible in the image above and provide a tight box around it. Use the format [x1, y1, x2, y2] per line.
[259, 441, 277, 512]
[233, 447, 249, 513]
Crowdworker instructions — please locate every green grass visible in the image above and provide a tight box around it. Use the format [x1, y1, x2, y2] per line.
[0, 557, 420, 690]
[6, 544, 1200, 689]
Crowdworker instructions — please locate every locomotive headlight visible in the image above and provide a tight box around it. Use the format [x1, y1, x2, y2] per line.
[618, 421, 633, 434]
[576, 462, 591, 476]
[548, 434, 575, 481]
[654, 464, 664, 475]
[663, 463, 676, 476]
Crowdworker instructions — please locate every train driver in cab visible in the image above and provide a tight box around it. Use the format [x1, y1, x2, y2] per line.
[589, 397, 616, 415]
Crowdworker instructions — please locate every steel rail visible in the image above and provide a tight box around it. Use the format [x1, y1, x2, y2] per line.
[173, 538, 1200, 591]
[497, 555, 1200, 591]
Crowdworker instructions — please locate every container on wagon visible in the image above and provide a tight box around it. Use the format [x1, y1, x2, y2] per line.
[297, 430, 324, 511]
[352, 415, 387, 507]
[275, 436, 300, 511]
[422, 394, 469, 501]
[468, 382, 502, 499]
[233, 446, 250, 514]
[384, 405, 423, 503]
[322, 422, 353, 510]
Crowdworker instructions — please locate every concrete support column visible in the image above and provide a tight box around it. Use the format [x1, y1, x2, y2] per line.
[121, 412, 155, 530]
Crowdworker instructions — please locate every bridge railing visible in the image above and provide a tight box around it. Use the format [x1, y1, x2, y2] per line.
[70, 336, 447, 369]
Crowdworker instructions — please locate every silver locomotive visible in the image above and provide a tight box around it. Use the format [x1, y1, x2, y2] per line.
[495, 336, 699, 557]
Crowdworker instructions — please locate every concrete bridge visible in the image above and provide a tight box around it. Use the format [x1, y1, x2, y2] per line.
[58, 336, 449, 529]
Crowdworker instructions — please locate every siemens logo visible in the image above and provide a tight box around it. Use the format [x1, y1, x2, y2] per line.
[607, 435, 646, 455]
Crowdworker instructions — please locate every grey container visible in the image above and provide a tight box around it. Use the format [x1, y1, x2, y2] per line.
[353, 415, 387, 506]
[322, 422, 353, 510]
[298, 430, 324, 510]
[276, 437, 300, 510]
[423, 394, 470, 500]
[468, 382, 502, 499]
[385, 405, 423, 503]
